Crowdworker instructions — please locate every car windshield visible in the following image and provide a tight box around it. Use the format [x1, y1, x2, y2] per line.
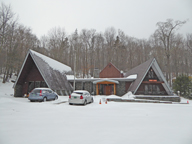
[73, 92, 83, 95]
[32, 89, 41, 94]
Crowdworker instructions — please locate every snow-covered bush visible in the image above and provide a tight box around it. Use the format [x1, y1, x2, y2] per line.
[173, 75, 192, 99]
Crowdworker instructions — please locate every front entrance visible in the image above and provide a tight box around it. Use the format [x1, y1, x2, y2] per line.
[98, 84, 114, 95]
[105, 85, 111, 95]
[94, 81, 118, 95]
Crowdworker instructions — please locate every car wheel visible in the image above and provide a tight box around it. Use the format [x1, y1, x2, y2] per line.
[69, 103, 73, 105]
[55, 96, 58, 100]
[83, 100, 87, 106]
[30, 100, 34, 102]
[43, 97, 47, 102]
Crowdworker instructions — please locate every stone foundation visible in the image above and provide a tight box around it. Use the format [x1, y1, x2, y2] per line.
[14, 85, 23, 97]
[107, 98, 173, 104]
[135, 95, 180, 102]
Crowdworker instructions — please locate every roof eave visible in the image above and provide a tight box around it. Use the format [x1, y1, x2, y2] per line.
[13, 50, 30, 88]
[29, 50, 51, 89]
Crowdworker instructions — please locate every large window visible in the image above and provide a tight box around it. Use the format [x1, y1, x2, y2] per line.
[28, 81, 48, 93]
[144, 68, 159, 81]
[148, 70, 154, 78]
[145, 84, 160, 95]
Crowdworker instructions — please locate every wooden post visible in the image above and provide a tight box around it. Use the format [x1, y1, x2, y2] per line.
[96, 84, 98, 95]
[114, 84, 116, 95]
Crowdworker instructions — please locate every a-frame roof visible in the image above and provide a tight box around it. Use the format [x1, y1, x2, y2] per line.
[101, 62, 121, 73]
[14, 49, 73, 91]
[99, 62, 122, 78]
[124, 58, 172, 95]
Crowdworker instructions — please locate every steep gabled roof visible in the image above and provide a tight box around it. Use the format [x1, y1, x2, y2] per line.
[124, 58, 172, 95]
[99, 62, 122, 78]
[14, 49, 73, 91]
[101, 62, 121, 73]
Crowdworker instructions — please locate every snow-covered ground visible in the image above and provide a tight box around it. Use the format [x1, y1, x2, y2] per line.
[0, 81, 192, 144]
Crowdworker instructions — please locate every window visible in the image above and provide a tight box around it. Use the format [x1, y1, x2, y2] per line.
[35, 81, 40, 88]
[40, 81, 47, 87]
[145, 84, 160, 95]
[148, 69, 154, 78]
[74, 92, 83, 95]
[28, 81, 35, 92]
[32, 89, 41, 94]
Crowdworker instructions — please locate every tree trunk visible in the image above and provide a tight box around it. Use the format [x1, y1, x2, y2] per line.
[166, 54, 171, 86]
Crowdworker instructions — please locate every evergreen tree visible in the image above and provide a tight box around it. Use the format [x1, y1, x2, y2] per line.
[173, 75, 192, 99]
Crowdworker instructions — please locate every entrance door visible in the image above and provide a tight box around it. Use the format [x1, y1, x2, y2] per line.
[105, 85, 111, 95]
[96, 82, 116, 95]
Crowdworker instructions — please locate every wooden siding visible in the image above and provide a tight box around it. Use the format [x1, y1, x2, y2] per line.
[17, 55, 45, 96]
[99, 63, 122, 78]
[125, 82, 132, 92]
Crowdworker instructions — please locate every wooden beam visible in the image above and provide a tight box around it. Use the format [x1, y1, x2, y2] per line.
[97, 81, 116, 85]
[142, 81, 164, 84]
[114, 84, 116, 95]
[96, 84, 98, 95]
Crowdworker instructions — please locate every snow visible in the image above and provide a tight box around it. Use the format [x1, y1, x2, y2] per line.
[30, 50, 72, 73]
[122, 91, 136, 99]
[66, 75, 75, 79]
[1, 81, 192, 144]
[127, 74, 137, 79]
[107, 95, 121, 98]
[0, 79, 14, 97]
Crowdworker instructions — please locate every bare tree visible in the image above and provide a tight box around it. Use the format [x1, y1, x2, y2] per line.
[104, 27, 116, 64]
[186, 34, 192, 74]
[154, 19, 186, 84]
[0, 3, 17, 82]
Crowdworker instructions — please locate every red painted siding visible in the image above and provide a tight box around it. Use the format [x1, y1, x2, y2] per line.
[99, 63, 123, 78]
[125, 82, 132, 92]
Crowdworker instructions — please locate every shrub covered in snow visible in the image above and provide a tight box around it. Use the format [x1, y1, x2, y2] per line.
[173, 74, 192, 99]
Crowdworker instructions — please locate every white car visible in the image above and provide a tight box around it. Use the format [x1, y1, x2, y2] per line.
[68, 90, 94, 105]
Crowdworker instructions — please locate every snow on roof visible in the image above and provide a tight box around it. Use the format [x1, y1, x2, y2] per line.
[30, 50, 71, 73]
[93, 79, 119, 84]
[127, 74, 137, 79]
[66, 75, 75, 80]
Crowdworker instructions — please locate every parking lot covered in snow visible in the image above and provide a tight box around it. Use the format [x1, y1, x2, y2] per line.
[0, 81, 192, 144]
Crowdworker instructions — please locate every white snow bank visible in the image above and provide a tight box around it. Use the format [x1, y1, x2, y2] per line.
[122, 91, 135, 99]
[107, 95, 121, 99]
[31, 50, 72, 73]
[1, 81, 192, 144]
[0, 79, 14, 97]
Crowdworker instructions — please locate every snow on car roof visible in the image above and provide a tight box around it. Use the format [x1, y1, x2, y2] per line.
[30, 50, 72, 73]
[33, 88, 52, 90]
[73, 90, 89, 93]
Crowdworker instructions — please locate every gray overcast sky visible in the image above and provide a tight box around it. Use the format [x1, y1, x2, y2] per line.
[2, 0, 192, 39]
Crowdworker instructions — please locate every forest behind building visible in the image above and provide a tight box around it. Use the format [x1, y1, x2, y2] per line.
[0, 3, 192, 86]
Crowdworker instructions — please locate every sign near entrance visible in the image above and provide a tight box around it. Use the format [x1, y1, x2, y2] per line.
[149, 79, 157, 82]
